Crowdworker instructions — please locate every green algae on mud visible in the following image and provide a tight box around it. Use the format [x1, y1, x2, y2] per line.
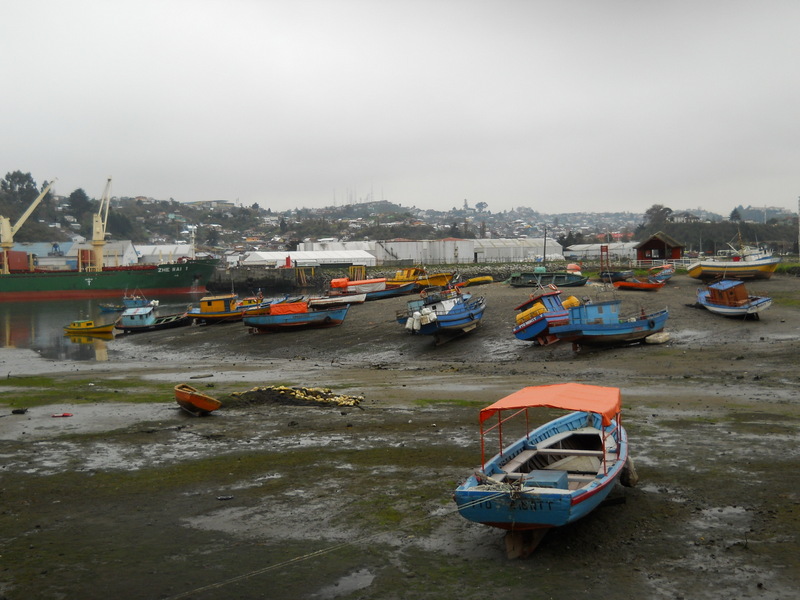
[0, 375, 177, 406]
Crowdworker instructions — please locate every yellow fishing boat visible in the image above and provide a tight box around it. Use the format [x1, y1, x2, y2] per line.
[387, 267, 454, 290]
[63, 319, 116, 335]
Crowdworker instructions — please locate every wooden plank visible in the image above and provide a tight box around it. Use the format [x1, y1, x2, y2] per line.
[502, 449, 538, 472]
[536, 448, 604, 457]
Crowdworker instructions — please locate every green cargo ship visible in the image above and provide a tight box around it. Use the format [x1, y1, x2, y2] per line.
[0, 258, 218, 302]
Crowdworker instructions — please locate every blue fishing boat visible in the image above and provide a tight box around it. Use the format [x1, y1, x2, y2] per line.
[511, 286, 581, 345]
[114, 305, 191, 334]
[454, 384, 631, 542]
[99, 291, 159, 312]
[396, 287, 486, 342]
[696, 279, 772, 319]
[647, 264, 675, 283]
[243, 302, 349, 332]
[549, 300, 668, 347]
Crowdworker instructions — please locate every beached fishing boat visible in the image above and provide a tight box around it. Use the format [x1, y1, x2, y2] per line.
[396, 286, 486, 342]
[114, 305, 191, 334]
[550, 300, 668, 347]
[687, 234, 780, 281]
[612, 278, 665, 291]
[307, 293, 366, 308]
[687, 250, 780, 280]
[696, 279, 772, 318]
[328, 277, 415, 300]
[598, 270, 634, 283]
[243, 302, 349, 332]
[174, 383, 221, 416]
[188, 293, 264, 324]
[63, 319, 116, 335]
[387, 266, 454, 290]
[461, 275, 494, 287]
[454, 383, 630, 540]
[99, 291, 160, 312]
[508, 271, 588, 288]
[647, 264, 675, 283]
[512, 286, 581, 346]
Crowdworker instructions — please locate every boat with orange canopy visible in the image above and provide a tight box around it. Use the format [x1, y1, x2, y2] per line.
[454, 383, 632, 543]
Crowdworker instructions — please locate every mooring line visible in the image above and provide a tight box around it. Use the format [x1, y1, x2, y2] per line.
[164, 489, 506, 599]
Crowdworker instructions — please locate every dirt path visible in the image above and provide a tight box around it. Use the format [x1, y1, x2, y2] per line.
[0, 274, 798, 599]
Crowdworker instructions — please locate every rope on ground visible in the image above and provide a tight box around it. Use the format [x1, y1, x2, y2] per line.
[163, 489, 508, 600]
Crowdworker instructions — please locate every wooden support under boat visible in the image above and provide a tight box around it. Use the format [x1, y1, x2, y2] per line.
[504, 530, 548, 559]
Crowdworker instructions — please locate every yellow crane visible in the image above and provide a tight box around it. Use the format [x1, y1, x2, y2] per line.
[88, 177, 112, 271]
[0, 179, 57, 275]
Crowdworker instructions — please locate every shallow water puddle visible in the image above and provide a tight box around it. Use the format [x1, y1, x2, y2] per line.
[311, 568, 375, 599]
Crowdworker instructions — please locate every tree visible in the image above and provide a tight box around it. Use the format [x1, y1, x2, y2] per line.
[67, 189, 94, 219]
[475, 201, 488, 213]
[729, 208, 742, 222]
[644, 204, 673, 227]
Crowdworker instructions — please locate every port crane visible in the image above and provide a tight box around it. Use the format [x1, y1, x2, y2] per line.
[88, 177, 112, 271]
[0, 179, 57, 275]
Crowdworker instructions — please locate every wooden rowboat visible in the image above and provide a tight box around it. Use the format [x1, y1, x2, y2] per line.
[612, 277, 665, 291]
[174, 383, 221, 415]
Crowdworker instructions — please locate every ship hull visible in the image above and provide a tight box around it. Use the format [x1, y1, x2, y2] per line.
[0, 259, 217, 302]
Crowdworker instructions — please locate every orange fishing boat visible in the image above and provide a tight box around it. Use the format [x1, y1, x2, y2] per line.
[174, 383, 222, 415]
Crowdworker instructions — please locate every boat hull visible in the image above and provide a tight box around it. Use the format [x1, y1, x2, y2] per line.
[598, 270, 633, 282]
[687, 258, 780, 280]
[508, 272, 588, 287]
[696, 290, 772, 316]
[174, 383, 221, 415]
[613, 279, 665, 291]
[115, 313, 191, 334]
[454, 409, 628, 530]
[551, 302, 669, 346]
[0, 259, 217, 302]
[364, 282, 416, 300]
[63, 321, 116, 335]
[410, 298, 486, 336]
[243, 306, 349, 332]
[512, 311, 569, 342]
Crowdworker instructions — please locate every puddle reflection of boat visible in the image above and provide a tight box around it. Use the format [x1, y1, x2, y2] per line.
[65, 332, 114, 343]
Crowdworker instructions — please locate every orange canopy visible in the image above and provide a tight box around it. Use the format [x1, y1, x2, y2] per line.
[479, 383, 621, 427]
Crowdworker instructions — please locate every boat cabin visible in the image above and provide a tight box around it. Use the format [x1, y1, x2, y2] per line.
[66, 320, 100, 330]
[707, 280, 750, 306]
[118, 306, 157, 327]
[196, 294, 239, 314]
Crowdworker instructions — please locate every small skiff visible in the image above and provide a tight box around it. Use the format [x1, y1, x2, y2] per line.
[174, 383, 222, 416]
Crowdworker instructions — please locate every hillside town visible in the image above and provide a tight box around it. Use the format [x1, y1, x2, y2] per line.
[2, 171, 797, 272]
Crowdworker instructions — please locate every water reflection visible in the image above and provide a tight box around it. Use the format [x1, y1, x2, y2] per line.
[0, 294, 198, 362]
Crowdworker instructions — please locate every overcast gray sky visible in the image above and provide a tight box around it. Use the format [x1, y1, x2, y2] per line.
[3, 0, 799, 215]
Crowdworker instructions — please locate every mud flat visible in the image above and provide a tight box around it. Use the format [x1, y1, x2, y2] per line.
[1, 275, 799, 599]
